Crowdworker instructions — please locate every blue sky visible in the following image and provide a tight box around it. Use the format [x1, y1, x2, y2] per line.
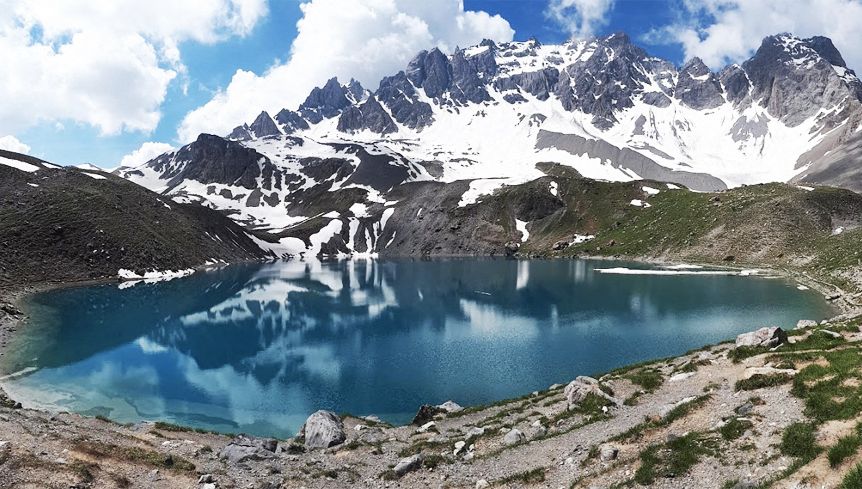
[4, 0, 859, 168]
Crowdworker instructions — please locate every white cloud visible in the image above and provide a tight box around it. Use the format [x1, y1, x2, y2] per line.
[649, 0, 862, 70]
[0, 135, 31, 154]
[178, 0, 514, 142]
[545, 0, 615, 39]
[119, 142, 175, 169]
[0, 0, 267, 136]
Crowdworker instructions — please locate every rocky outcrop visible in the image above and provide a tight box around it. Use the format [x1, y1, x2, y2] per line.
[503, 429, 525, 446]
[299, 77, 353, 123]
[676, 58, 724, 110]
[564, 376, 619, 410]
[299, 410, 346, 449]
[218, 435, 277, 463]
[337, 96, 398, 134]
[735, 327, 788, 348]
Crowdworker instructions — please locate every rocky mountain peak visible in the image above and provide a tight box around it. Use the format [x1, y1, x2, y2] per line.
[249, 111, 282, 139]
[299, 77, 353, 123]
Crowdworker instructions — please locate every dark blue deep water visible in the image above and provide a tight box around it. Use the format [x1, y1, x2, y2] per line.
[0, 259, 832, 438]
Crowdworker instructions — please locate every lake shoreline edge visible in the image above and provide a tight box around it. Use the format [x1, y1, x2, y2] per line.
[1, 256, 861, 488]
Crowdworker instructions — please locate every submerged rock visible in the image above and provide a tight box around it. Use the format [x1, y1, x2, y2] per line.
[735, 327, 788, 348]
[299, 410, 346, 449]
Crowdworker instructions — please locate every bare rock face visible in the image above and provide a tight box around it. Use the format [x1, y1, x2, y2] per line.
[735, 326, 788, 348]
[298, 410, 346, 450]
[676, 57, 724, 110]
[564, 376, 619, 410]
[219, 435, 277, 463]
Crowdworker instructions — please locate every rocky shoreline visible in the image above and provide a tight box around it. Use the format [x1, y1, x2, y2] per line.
[1, 260, 861, 488]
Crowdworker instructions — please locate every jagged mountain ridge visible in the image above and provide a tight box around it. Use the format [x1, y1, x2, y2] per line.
[116, 32, 862, 258]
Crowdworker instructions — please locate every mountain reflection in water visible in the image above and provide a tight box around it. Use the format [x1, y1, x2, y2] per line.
[0, 259, 831, 438]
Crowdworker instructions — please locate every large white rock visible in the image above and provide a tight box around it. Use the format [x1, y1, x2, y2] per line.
[394, 454, 423, 476]
[564, 376, 619, 409]
[299, 410, 346, 449]
[735, 327, 787, 348]
[503, 429, 525, 446]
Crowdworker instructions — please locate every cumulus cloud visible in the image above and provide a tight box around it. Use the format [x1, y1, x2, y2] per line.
[0, 0, 267, 136]
[648, 0, 862, 70]
[177, 0, 514, 142]
[0, 135, 31, 154]
[545, 0, 615, 39]
[119, 142, 175, 169]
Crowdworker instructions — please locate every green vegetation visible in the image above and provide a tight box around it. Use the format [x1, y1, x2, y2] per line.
[841, 462, 862, 489]
[792, 348, 862, 422]
[611, 395, 712, 443]
[499, 467, 546, 485]
[719, 417, 753, 441]
[780, 423, 820, 459]
[626, 368, 663, 392]
[828, 434, 861, 467]
[735, 373, 794, 391]
[73, 440, 195, 472]
[634, 433, 718, 485]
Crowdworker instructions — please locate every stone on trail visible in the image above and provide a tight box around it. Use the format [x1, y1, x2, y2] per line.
[735, 327, 787, 348]
[219, 435, 277, 463]
[475, 480, 490, 489]
[298, 410, 346, 449]
[600, 444, 619, 462]
[394, 453, 423, 476]
[416, 421, 436, 433]
[503, 429, 525, 446]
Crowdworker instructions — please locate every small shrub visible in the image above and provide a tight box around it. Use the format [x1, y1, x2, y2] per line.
[841, 462, 862, 489]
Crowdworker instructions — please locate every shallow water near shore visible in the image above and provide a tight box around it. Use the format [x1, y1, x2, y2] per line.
[0, 259, 832, 438]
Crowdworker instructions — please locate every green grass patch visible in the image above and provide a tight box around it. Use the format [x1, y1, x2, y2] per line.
[499, 467, 545, 485]
[626, 368, 664, 392]
[792, 348, 862, 422]
[634, 432, 718, 485]
[735, 373, 793, 391]
[719, 417, 753, 441]
[841, 461, 862, 489]
[828, 434, 862, 467]
[780, 422, 820, 460]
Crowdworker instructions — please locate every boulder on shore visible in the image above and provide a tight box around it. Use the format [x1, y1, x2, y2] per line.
[564, 376, 619, 410]
[412, 404, 444, 425]
[735, 327, 787, 349]
[795, 319, 817, 330]
[436, 400, 464, 413]
[298, 410, 346, 449]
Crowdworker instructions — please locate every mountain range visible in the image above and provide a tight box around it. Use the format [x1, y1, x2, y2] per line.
[101, 32, 862, 258]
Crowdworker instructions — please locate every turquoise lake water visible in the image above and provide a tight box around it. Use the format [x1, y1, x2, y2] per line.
[0, 259, 832, 438]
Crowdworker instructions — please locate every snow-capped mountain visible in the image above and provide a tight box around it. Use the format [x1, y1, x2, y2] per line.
[117, 32, 862, 257]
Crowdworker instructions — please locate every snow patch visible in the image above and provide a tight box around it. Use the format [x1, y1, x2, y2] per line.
[642, 186, 660, 195]
[630, 199, 652, 208]
[515, 219, 530, 242]
[0, 156, 39, 173]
